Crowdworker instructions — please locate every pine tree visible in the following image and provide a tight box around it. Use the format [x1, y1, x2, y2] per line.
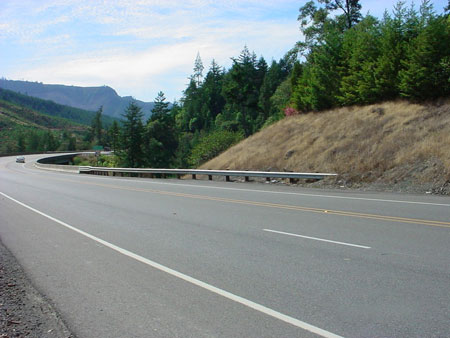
[108, 120, 120, 152]
[151, 91, 171, 119]
[202, 60, 225, 128]
[338, 16, 380, 105]
[144, 92, 178, 168]
[292, 24, 343, 111]
[222, 46, 266, 135]
[258, 59, 289, 120]
[193, 52, 204, 87]
[399, 13, 450, 99]
[374, 4, 408, 100]
[121, 102, 144, 168]
[93, 106, 103, 145]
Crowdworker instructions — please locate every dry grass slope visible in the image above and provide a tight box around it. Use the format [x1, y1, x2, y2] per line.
[201, 99, 450, 194]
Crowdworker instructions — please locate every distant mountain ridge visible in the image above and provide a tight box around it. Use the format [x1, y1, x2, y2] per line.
[0, 88, 117, 127]
[0, 79, 154, 119]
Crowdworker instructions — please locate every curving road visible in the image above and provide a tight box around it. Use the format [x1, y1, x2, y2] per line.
[1, 154, 449, 337]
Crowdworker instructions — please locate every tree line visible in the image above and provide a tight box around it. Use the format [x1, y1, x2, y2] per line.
[75, 0, 450, 168]
[290, 0, 450, 111]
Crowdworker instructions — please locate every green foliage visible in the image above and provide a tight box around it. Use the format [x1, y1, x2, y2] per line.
[398, 14, 450, 99]
[292, 0, 449, 112]
[107, 121, 120, 151]
[119, 102, 145, 168]
[0, 95, 89, 154]
[91, 106, 103, 145]
[73, 154, 120, 167]
[17, 134, 26, 152]
[258, 59, 290, 120]
[221, 46, 267, 135]
[188, 130, 244, 167]
[0, 88, 117, 126]
[292, 25, 343, 111]
[373, 4, 409, 100]
[270, 79, 292, 115]
[111, 1, 450, 171]
[338, 16, 380, 105]
[72, 156, 92, 166]
[144, 92, 178, 168]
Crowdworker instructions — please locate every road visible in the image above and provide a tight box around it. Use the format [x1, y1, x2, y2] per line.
[0, 154, 449, 337]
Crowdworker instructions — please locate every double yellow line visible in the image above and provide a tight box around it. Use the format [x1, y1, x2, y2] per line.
[50, 175, 450, 229]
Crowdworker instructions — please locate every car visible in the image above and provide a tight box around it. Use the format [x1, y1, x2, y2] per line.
[16, 156, 25, 163]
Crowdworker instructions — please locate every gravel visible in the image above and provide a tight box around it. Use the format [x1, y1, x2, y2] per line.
[0, 239, 74, 338]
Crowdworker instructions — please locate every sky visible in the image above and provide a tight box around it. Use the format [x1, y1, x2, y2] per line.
[0, 0, 447, 102]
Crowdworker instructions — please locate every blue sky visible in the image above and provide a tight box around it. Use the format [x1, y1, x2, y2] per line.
[0, 0, 447, 102]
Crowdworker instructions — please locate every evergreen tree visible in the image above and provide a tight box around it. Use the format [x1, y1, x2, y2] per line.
[222, 46, 266, 135]
[151, 91, 171, 119]
[93, 106, 103, 145]
[292, 24, 343, 111]
[144, 92, 178, 168]
[202, 60, 225, 128]
[338, 16, 380, 105]
[399, 12, 450, 99]
[121, 102, 144, 168]
[108, 120, 120, 152]
[258, 59, 290, 120]
[181, 79, 204, 132]
[374, 4, 408, 100]
[192, 52, 204, 87]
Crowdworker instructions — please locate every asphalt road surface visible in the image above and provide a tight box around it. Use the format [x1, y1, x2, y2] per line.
[1, 154, 449, 338]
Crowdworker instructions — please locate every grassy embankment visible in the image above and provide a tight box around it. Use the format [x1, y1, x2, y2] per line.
[201, 99, 450, 194]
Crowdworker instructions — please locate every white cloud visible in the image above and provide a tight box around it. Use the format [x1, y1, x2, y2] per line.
[2, 0, 301, 101]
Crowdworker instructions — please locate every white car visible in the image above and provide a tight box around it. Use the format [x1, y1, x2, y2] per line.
[16, 156, 25, 163]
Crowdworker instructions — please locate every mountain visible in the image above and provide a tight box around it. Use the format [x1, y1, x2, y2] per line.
[0, 79, 155, 119]
[0, 88, 117, 127]
[0, 90, 89, 154]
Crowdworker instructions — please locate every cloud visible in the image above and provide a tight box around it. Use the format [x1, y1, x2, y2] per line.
[2, 0, 301, 101]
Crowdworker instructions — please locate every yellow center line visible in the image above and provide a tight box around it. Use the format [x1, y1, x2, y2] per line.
[30, 174, 450, 229]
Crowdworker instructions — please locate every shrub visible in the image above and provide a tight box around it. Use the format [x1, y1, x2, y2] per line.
[284, 106, 299, 116]
[188, 130, 244, 167]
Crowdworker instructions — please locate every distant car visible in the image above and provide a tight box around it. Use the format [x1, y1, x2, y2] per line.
[16, 156, 25, 163]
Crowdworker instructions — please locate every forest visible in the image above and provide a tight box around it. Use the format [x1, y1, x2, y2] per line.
[10, 0, 450, 167]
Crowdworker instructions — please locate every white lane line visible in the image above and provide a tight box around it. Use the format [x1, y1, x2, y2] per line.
[0, 191, 344, 338]
[264, 229, 371, 249]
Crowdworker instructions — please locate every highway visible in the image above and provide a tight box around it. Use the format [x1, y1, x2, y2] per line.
[1, 154, 449, 337]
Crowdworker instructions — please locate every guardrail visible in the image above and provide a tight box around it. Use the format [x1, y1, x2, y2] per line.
[79, 166, 337, 183]
[35, 162, 81, 173]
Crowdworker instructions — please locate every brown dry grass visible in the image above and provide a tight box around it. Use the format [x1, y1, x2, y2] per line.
[201, 99, 450, 189]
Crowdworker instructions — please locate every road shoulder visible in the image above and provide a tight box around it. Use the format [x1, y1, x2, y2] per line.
[0, 238, 74, 338]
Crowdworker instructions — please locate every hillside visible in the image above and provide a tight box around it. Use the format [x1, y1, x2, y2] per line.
[0, 96, 88, 154]
[201, 99, 450, 194]
[0, 99, 84, 131]
[0, 79, 155, 119]
[0, 88, 117, 127]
